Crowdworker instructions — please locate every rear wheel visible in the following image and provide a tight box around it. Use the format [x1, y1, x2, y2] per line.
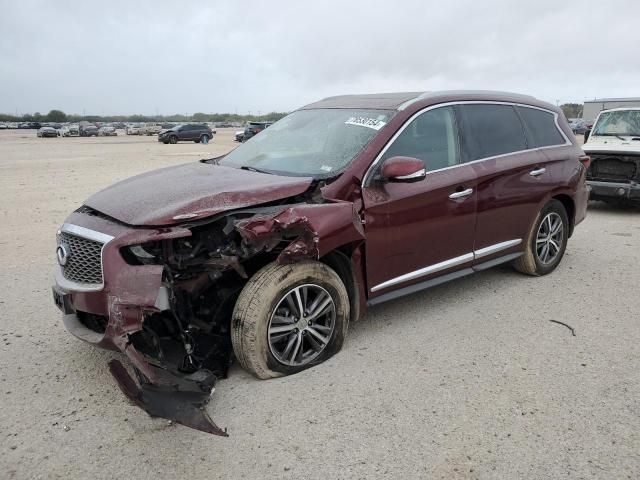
[232, 261, 349, 379]
[200, 134, 210, 144]
[514, 199, 569, 276]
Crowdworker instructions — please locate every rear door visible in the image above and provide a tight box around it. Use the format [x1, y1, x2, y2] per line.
[362, 106, 478, 298]
[455, 103, 562, 262]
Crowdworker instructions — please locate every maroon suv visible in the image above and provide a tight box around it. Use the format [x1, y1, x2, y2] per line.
[52, 91, 589, 434]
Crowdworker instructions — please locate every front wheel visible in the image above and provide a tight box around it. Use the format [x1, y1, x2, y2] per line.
[169, 135, 177, 144]
[514, 199, 569, 276]
[232, 261, 350, 379]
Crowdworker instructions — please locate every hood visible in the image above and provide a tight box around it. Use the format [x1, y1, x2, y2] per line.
[84, 162, 313, 226]
[583, 135, 640, 155]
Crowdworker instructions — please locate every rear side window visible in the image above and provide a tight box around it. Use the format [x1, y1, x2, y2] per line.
[380, 106, 459, 172]
[457, 104, 527, 161]
[516, 106, 565, 147]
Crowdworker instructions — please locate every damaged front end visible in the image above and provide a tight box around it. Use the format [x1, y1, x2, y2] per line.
[54, 198, 364, 435]
[586, 153, 640, 204]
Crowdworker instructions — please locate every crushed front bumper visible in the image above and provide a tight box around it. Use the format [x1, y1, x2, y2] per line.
[52, 211, 228, 435]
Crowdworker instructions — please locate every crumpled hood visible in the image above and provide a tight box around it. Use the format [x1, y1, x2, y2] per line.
[84, 162, 313, 226]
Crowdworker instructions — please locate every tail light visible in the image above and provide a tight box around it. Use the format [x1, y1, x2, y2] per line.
[579, 155, 591, 169]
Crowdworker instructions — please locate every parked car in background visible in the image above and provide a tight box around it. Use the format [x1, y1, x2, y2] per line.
[19, 122, 41, 129]
[98, 126, 117, 136]
[583, 107, 640, 206]
[59, 124, 80, 137]
[235, 130, 245, 142]
[126, 125, 142, 135]
[569, 119, 589, 135]
[0, 123, 8, 130]
[158, 123, 214, 144]
[141, 123, 162, 136]
[79, 125, 99, 137]
[37, 126, 58, 138]
[241, 121, 273, 142]
[52, 91, 588, 433]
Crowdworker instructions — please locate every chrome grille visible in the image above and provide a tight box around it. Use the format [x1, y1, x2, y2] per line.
[59, 231, 104, 285]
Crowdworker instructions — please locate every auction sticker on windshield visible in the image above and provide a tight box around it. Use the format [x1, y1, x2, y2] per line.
[345, 117, 387, 130]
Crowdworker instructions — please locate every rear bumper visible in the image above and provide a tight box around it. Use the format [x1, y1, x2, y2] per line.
[587, 180, 640, 202]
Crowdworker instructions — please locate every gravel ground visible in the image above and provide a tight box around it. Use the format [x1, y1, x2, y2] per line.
[0, 129, 638, 479]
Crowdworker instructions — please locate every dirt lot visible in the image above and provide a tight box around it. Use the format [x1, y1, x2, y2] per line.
[1, 129, 638, 479]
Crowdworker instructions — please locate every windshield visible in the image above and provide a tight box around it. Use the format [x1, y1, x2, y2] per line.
[220, 109, 394, 177]
[592, 110, 640, 136]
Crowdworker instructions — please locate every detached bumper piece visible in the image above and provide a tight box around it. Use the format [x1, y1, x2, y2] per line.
[108, 359, 228, 436]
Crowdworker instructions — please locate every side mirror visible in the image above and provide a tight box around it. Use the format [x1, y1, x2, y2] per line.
[584, 129, 591, 143]
[380, 156, 426, 182]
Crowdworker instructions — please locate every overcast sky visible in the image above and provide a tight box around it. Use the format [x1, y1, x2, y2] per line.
[2, 0, 639, 116]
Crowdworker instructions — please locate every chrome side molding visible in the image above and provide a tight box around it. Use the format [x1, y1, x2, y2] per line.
[371, 238, 522, 292]
[474, 239, 522, 259]
[371, 253, 474, 292]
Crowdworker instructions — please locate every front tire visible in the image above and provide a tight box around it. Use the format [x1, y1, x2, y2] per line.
[232, 261, 349, 379]
[169, 135, 177, 144]
[514, 199, 569, 276]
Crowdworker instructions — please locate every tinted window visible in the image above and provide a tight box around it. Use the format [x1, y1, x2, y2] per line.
[517, 106, 565, 147]
[458, 104, 527, 161]
[380, 106, 459, 172]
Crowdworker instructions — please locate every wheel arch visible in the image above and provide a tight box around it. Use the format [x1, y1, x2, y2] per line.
[551, 193, 575, 237]
[320, 244, 366, 325]
[232, 202, 368, 321]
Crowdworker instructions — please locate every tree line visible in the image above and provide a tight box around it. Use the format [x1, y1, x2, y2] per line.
[0, 109, 288, 123]
[1, 104, 586, 124]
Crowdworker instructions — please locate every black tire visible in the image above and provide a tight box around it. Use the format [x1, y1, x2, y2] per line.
[232, 261, 349, 379]
[169, 135, 177, 144]
[194, 139, 200, 143]
[514, 199, 569, 276]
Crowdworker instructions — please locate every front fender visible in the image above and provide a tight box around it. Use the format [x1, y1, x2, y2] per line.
[234, 202, 365, 263]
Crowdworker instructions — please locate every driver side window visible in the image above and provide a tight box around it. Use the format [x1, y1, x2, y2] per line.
[380, 106, 460, 172]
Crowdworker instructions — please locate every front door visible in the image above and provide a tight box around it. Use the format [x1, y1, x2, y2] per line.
[362, 106, 478, 299]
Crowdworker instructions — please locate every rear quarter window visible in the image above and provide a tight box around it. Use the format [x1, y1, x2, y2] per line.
[516, 106, 565, 147]
[457, 104, 527, 161]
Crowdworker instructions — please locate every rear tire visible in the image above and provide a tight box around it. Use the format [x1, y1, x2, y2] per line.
[232, 261, 349, 379]
[514, 199, 569, 276]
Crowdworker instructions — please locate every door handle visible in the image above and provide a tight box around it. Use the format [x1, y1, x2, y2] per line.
[529, 167, 546, 177]
[449, 188, 473, 199]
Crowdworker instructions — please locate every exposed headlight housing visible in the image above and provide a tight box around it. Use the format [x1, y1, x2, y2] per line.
[121, 243, 160, 265]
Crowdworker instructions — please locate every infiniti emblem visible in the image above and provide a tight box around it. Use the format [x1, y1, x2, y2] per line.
[56, 244, 70, 266]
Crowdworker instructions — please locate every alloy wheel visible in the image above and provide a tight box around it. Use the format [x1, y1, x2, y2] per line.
[536, 212, 564, 265]
[268, 284, 336, 366]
